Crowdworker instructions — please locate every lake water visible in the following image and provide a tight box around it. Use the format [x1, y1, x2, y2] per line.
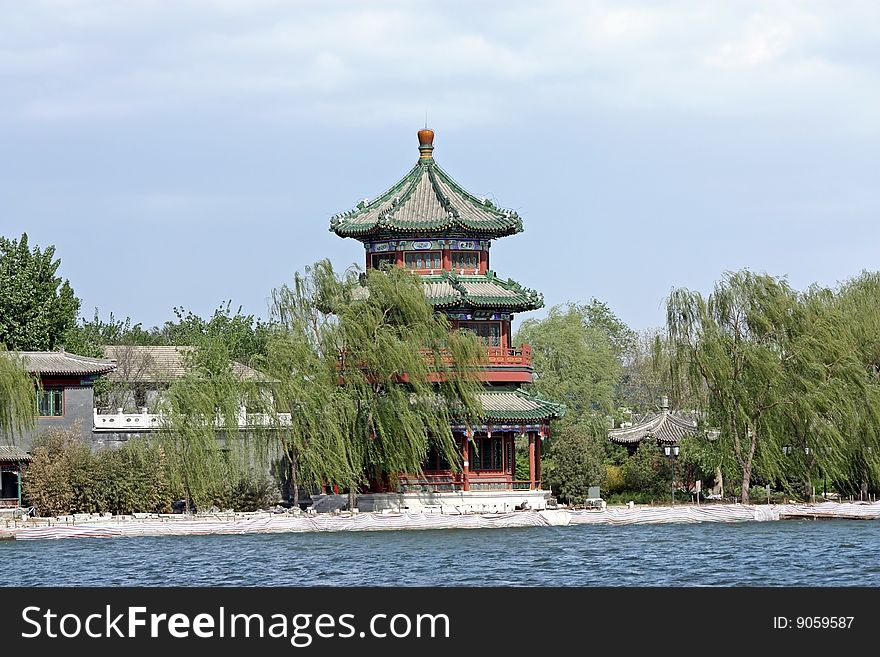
[3, 520, 879, 586]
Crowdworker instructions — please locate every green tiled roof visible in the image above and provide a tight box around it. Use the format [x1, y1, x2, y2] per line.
[424, 271, 543, 311]
[479, 389, 566, 421]
[330, 158, 524, 239]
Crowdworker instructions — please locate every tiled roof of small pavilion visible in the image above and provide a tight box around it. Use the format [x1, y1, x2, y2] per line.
[608, 402, 698, 445]
[330, 128, 523, 240]
[424, 271, 543, 311]
[12, 351, 116, 376]
[478, 389, 565, 422]
[0, 445, 31, 462]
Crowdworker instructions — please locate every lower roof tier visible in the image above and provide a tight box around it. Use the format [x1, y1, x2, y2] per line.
[477, 388, 566, 422]
[424, 271, 543, 312]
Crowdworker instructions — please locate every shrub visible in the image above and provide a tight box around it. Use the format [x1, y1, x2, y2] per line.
[621, 442, 670, 497]
[604, 465, 625, 494]
[23, 428, 92, 516]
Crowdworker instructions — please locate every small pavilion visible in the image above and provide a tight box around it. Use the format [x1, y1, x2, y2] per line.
[608, 396, 698, 455]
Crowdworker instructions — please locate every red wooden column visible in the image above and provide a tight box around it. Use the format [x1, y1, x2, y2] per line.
[442, 249, 451, 271]
[480, 250, 489, 274]
[462, 435, 471, 492]
[395, 251, 404, 267]
[528, 433, 536, 490]
[535, 431, 542, 489]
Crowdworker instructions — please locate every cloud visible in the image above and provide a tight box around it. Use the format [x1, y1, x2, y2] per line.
[1, 1, 878, 133]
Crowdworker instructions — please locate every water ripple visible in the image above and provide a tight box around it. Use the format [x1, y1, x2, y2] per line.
[2, 520, 880, 586]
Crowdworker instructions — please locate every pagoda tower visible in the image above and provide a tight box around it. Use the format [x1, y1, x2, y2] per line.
[330, 128, 564, 507]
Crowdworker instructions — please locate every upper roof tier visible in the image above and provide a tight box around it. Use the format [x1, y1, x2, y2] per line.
[330, 128, 524, 240]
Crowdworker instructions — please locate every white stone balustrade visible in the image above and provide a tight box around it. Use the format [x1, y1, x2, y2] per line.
[93, 408, 292, 432]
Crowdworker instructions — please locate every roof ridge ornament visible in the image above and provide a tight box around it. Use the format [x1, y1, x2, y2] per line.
[418, 126, 434, 160]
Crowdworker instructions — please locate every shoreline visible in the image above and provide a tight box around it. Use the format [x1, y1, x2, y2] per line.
[3, 500, 879, 541]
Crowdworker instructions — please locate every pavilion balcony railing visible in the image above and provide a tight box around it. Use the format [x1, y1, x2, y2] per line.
[93, 408, 293, 432]
[423, 344, 533, 369]
[486, 344, 532, 368]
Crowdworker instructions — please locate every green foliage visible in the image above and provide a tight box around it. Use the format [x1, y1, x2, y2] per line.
[159, 336, 267, 511]
[159, 301, 270, 365]
[91, 440, 174, 514]
[542, 419, 606, 503]
[0, 233, 80, 351]
[23, 427, 273, 516]
[0, 348, 37, 439]
[604, 464, 625, 494]
[515, 303, 623, 422]
[263, 260, 485, 500]
[23, 429, 174, 516]
[22, 429, 88, 516]
[622, 442, 670, 497]
[667, 269, 880, 503]
[63, 310, 164, 358]
[617, 328, 695, 415]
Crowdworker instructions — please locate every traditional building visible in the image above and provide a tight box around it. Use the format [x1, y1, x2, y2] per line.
[18, 350, 117, 446]
[93, 345, 282, 447]
[0, 350, 116, 507]
[607, 396, 698, 455]
[0, 446, 30, 508]
[329, 127, 564, 510]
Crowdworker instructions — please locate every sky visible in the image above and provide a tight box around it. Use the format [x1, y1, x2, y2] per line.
[2, 0, 879, 334]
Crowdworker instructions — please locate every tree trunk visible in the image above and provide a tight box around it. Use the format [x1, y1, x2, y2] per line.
[740, 427, 758, 505]
[741, 466, 751, 504]
[290, 452, 299, 508]
[804, 459, 813, 502]
[348, 487, 357, 512]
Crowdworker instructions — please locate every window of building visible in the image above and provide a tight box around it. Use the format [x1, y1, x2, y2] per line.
[404, 251, 441, 270]
[459, 321, 501, 347]
[423, 444, 452, 471]
[38, 388, 63, 417]
[451, 251, 480, 272]
[471, 436, 503, 471]
[371, 253, 397, 269]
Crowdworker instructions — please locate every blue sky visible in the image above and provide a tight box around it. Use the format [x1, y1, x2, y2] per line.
[2, 1, 878, 334]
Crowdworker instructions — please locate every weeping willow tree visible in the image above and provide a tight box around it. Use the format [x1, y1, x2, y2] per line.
[265, 260, 485, 509]
[668, 270, 880, 503]
[262, 261, 355, 507]
[764, 285, 876, 500]
[667, 271, 803, 503]
[159, 339, 267, 511]
[831, 271, 880, 497]
[0, 348, 36, 440]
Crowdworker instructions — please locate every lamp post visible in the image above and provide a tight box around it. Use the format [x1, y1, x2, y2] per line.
[664, 444, 680, 505]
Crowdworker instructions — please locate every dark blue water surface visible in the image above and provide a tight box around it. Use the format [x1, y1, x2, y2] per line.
[3, 520, 879, 586]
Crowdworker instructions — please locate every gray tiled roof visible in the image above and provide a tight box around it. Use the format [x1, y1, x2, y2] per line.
[608, 409, 698, 445]
[102, 346, 267, 383]
[14, 351, 116, 376]
[0, 445, 31, 462]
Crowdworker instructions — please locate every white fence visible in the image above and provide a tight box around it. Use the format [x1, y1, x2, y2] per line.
[93, 408, 292, 432]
